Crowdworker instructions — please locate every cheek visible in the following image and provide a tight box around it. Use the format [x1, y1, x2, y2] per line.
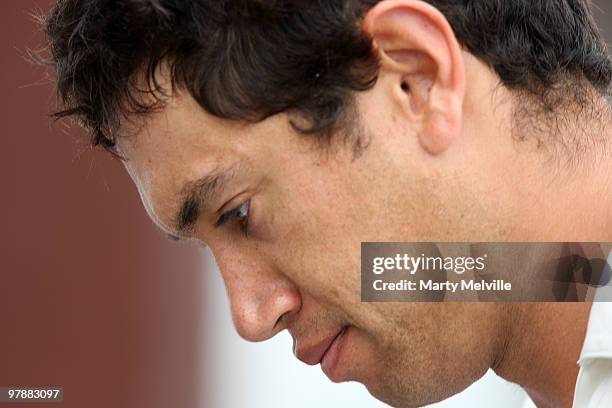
[278, 216, 363, 309]
[266, 174, 362, 297]
[268, 171, 417, 313]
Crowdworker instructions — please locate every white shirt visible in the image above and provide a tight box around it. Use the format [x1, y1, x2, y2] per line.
[521, 302, 612, 408]
[571, 302, 612, 408]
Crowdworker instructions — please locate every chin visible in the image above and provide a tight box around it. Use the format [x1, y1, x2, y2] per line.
[365, 388, 425, 408]
[361, 371, 456, 408]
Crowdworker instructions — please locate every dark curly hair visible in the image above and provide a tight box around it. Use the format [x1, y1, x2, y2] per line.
[41, 0, 612, 153]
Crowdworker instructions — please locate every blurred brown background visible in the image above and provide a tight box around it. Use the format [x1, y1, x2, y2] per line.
[3, 1, 204, 408]
[3, 2, 612, 408]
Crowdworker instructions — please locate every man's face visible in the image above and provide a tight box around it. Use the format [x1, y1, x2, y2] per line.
[118, 75, 508, 406]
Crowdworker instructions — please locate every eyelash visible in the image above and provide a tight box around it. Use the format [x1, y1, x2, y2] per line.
[216, 201, 251, 237]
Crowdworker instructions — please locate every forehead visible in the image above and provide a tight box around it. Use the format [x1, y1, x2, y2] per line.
[116, 89, 237, 234]
[114, 81, 299, 238]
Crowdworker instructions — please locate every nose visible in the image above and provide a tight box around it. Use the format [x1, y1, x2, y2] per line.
[213, 249, 301, 342]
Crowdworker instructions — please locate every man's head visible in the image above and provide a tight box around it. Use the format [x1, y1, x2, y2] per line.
[42, 0, 612, 406]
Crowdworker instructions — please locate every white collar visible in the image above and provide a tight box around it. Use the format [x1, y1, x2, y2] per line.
[578, 302, 612, 364]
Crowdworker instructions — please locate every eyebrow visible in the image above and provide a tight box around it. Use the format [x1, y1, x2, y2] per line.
[173, 164, 239, 236]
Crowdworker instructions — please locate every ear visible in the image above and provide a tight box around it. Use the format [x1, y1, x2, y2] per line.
[363, 0, 466, 155]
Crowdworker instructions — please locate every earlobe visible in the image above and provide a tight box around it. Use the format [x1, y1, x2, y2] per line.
[363, 0, 466, 156]
[420, 94, 463, 155]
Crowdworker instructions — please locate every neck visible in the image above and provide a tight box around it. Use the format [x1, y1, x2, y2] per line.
[494, 303, 592, 408]
[512, 106, 612, 241]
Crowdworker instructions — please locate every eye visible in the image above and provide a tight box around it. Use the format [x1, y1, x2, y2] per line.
[216, 201, 250, 237]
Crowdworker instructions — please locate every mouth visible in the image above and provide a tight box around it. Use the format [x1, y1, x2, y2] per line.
[295, 326, 349, 382]
[320, 326, 348, 382]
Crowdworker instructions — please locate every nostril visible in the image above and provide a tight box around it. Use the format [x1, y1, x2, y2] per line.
[274, 311, 290, 330]
[226, 277, 301, 342]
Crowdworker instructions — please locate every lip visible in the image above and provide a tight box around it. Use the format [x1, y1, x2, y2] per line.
[295, 328, 344, 366]
[320, 326, 348, 382]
